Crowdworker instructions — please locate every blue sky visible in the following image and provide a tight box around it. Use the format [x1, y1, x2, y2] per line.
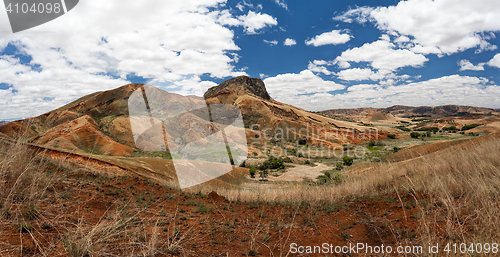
[1, 0, 500, 120]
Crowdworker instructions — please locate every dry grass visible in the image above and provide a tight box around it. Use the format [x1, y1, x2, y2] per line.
[2, 126, 500, 255]
[212, 133, 500, 246]
[0, 136, 57, 219]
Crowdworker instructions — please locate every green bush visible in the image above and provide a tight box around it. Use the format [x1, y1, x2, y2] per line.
[387, 134, 396, 139]
[461, 124, 481, 131]
[410, 132, 421, 138]
[393, 146, 401, 153]
[259, 156, 285, 170]
[442, 126, 457, 131]
[368, 140, 376, 146]
[395, 126, 411, 132]
[249, 168, 256, 178]
[343, 156, 354, 166]
[317, 171, 343, 185]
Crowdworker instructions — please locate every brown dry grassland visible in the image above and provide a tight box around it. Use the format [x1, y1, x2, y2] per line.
[1, 132, 500, 256]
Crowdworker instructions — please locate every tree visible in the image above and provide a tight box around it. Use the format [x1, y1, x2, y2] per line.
[410, 132, 421, 139]
[249, 168, 256, 178]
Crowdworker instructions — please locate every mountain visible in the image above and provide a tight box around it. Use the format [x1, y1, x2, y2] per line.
[204, 76, 271, 101]
[0, 77, 376, 159]
[203, 76, 370, 148]
[322, 105, 498, 119]
[0, 84, 206, 156]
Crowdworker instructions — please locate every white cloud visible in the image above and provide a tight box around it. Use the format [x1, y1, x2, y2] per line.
[307, 60, 334, 75]
[274, 0, 288, 10]
[263, 70, 345, 103]
[336, 0, 500, 55]
[337, 68, 386, 81]
[235, 0, 259, 12]
[459, 59, 485, 71]
[333, 6, 374, 24]
[0, 0, 280, 119]
[152, 75, 219, 97]
[263, 74, 500, 111]
[236, 11, 277, 34]
[487, 53, 500, 68]
[305, 30, 351, 47]
[263, 40, 278, 46]
[284, 38, 296, 46]
[334, 40, 428, 71]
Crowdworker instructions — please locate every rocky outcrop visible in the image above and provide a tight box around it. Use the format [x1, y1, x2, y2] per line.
[203, 76, 271, 100]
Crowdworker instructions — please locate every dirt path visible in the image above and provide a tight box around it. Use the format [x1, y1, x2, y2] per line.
[255, 163, 330, 182]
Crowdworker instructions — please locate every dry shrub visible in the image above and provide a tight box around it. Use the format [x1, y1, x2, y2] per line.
[0, 137, 56, 218]
[64, 209, 140, 257]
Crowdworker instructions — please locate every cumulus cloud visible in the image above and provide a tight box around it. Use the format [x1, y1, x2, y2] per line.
[263, 70, 345, 102]
[335, 0, 500, 55]
[0, 0, 280, 119]
[236, 11, 277, 34]
[334, 40, 428, 71]
[459, 60, 485, 71]
[284, 38, 296, 46]
[263, 74, 500, 111]
[337, 68, 386, 81]
[307, 60, 334, 75]
[488, 53, 500, 68]
[305, 30, 351, 47]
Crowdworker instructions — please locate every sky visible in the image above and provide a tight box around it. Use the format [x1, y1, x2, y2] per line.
[0, 0, 500, 120]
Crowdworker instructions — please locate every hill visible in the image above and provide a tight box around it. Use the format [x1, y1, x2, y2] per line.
[322, 105, 498, 119]
[0, 77, 378, 160]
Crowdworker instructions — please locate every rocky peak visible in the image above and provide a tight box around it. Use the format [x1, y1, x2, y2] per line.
[203, 76, 271, 100]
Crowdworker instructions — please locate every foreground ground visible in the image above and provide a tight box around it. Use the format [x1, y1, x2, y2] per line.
[1, 131, 500, 256]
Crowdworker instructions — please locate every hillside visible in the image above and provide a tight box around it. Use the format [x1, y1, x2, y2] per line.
[322, 105, 498, 119]
[0, 77, 378, 159]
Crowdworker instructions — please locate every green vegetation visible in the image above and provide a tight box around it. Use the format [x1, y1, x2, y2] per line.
[258, 156, 285, 170]
[316, 171, 343, 185]
[366, 146, 380, 152]
[249, 168, 256, 178]
[461, 124, 481, 131]
[395, 126, 411, 132]
[410, 132, 421, 139]
[442, 126, 457, 132]
[343, 156, 353, 166]
[387, 134, 396, 139]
